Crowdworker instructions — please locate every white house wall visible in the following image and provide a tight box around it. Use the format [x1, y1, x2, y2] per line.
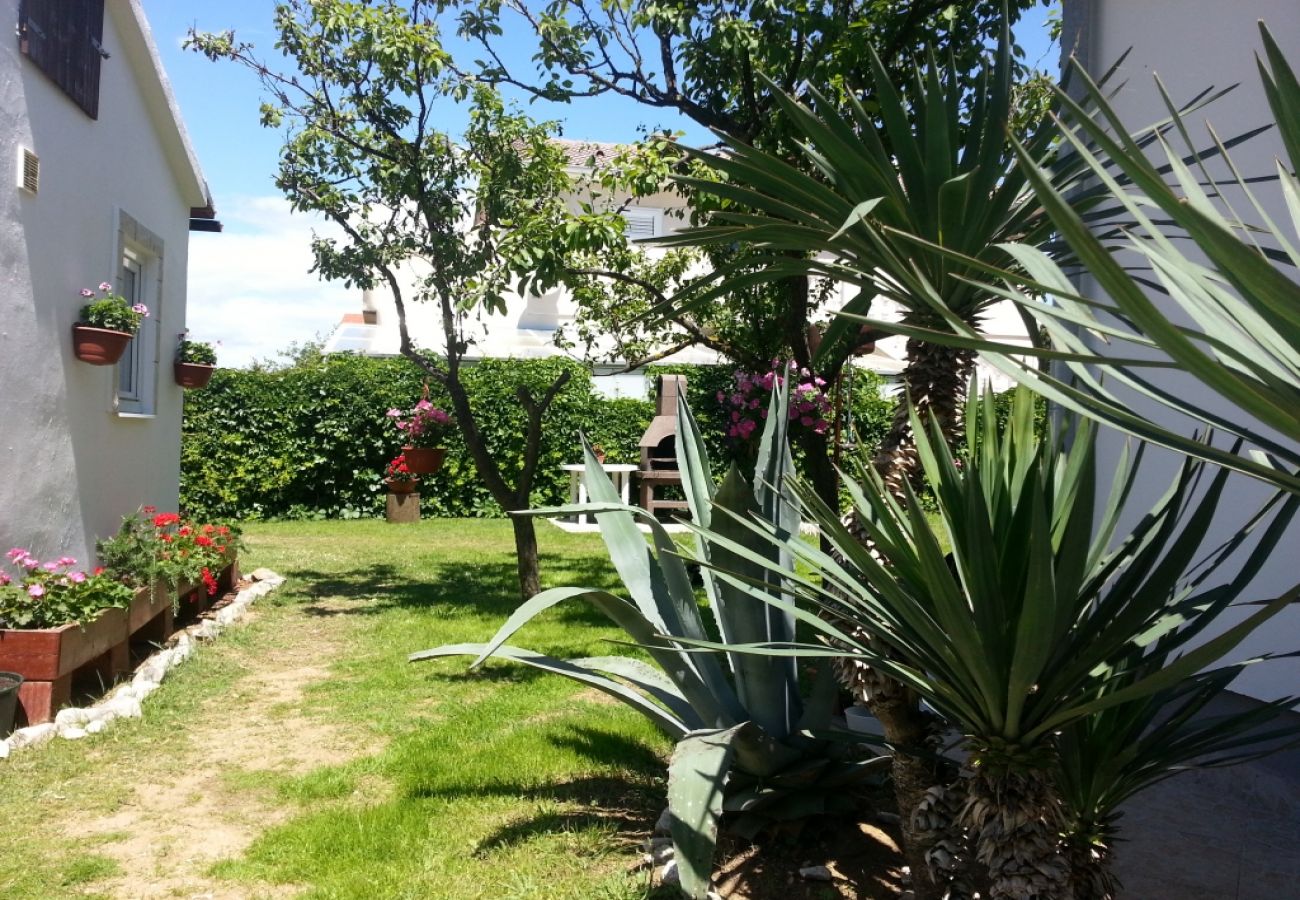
[0, 0, 205, 564]
[1067, 0, 1300, 700]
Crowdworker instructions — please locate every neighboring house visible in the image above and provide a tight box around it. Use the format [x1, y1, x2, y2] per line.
[324, 138, 994, 398]
[322, 139, 732, 399]
[0, 0, 217, 564]
[1062, 0, 1300, 701]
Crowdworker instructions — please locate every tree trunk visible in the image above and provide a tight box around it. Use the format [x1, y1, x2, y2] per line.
[511, 513, 542, 599]
[1064, 822, 1118, 900]
[835, 335, 980, 900]
[796, 427, 840, 532]
[871, 682, 950, 900]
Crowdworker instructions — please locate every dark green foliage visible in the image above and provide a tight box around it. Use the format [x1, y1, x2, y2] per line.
[181, 354, 650, 521]
[579, 397, 654, 465]
[181, 354, 905, 521]
[181, 352, 426, 521]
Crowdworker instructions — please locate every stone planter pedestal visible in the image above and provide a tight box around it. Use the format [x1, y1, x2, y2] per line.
[387, 492, 420, 523]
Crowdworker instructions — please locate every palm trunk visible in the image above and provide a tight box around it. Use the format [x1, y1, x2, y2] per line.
[1064, 820, 1119, 900]
[961, 748, 1071, 900]
[835, 336, 980, 900]
[873, 338, 977, 495]
[868, 680, 950, 900]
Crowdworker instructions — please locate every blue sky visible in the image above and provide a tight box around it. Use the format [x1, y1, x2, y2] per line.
[147, 1, 1056, 366]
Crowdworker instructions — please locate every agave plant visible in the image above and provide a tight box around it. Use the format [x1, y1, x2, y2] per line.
[681, 388, 1298, 899]
[411, 376, 887, 900]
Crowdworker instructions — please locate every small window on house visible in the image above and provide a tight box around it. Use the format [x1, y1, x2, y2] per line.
[116, 254, 144, 403]
[18, 0, 108, 119]
[621, 207, 661, 242]
[114, 211, 164, 417]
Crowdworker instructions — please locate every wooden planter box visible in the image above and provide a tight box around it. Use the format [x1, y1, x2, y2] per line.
[0, 554, 239, 725]
[0, 607, 130, 725]
[127, 581, 174, 644]
[216, 554, 239, 594]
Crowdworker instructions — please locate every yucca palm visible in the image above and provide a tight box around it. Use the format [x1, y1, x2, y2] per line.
[684, 388, 1298, 899]
[656, 21, 1162, 496]
[861, 22, 1300, 497]
[1057, 658, 1300, 900]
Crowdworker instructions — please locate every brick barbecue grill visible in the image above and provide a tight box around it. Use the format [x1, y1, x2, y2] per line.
[638, 375, 688, 518]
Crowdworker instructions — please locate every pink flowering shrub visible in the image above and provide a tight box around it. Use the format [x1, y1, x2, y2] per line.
[387, 399, 453, 447]
[717, 362, 832, 444]
[0, 549, 133, 629]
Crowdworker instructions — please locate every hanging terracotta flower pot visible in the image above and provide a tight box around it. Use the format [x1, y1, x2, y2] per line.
[174, 361, 216, 389]
[72, 283, 148, 365]
[72, 325, 133, 365]
[401, 446, 446, 474]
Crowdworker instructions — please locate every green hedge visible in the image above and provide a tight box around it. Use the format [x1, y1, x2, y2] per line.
[180, 352, 896, 521]
[181, 353, 655, 520]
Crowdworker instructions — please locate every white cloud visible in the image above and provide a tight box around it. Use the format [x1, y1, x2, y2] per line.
[186, 196, 356, 368]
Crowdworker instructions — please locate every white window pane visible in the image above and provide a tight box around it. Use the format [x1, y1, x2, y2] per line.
[117, 260, 140, 398]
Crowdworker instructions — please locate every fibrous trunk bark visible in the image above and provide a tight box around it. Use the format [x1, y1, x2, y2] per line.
[961, 754, 1071, 900]
[1064, 823, 1119, 900]
[870, 681, 950, 900]
[872, 338, 977, 496]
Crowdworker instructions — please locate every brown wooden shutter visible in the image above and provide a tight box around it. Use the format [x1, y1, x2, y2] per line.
[18, 0, 107, 120]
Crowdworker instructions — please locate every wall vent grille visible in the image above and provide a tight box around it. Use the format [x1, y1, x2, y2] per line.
[20, 149, 39, 194]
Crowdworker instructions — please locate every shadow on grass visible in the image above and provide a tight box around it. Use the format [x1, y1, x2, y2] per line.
[283, 553, 622, 626]
[550, 726, 668, 775]
[470, 773, 662, 854]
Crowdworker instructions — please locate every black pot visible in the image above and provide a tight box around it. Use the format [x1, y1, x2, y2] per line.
[0, 671, 22, 737]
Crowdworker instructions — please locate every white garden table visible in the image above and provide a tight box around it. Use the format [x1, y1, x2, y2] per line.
[561, 463, 638, 525]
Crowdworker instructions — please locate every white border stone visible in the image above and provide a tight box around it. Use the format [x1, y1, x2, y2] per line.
[0, 569, 285, 759]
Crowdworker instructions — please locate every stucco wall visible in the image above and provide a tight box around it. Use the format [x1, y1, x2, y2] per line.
[1066, 0, 1300, 699]
[0, 0, 199, 565]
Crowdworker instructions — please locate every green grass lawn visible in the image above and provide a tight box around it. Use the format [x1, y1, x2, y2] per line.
[0, 519, 675, 899]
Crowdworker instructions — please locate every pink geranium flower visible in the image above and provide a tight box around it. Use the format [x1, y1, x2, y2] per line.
[27, 584, 44, 598]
